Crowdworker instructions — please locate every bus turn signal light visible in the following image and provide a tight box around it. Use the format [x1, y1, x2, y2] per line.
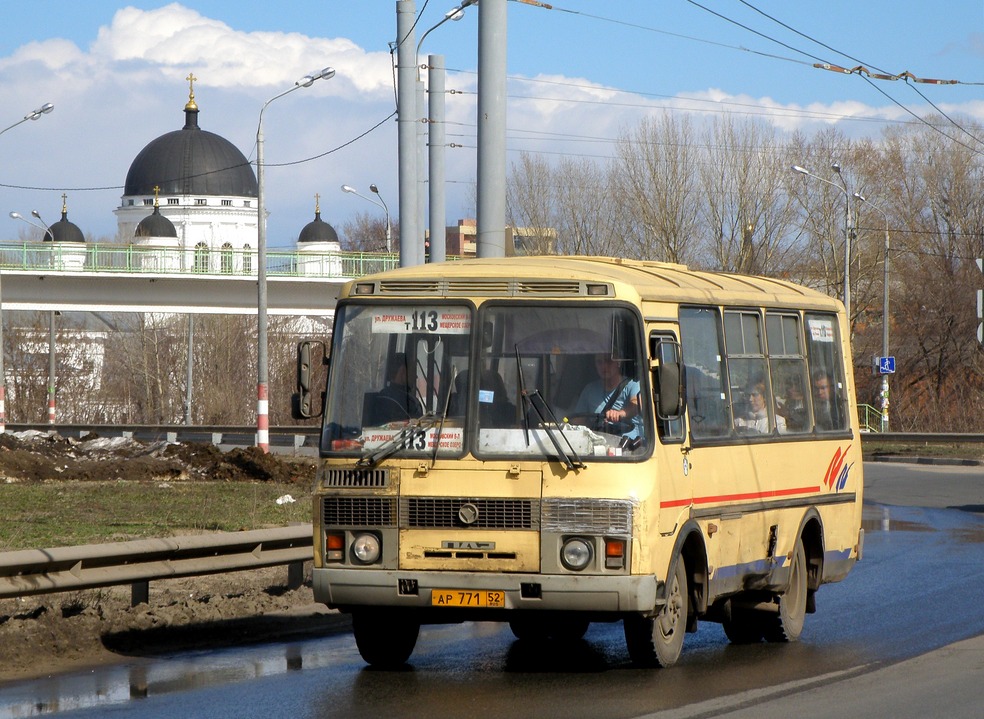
[605, 539, 625, 570]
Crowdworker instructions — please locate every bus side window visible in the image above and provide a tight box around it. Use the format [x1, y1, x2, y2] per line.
[679, 307, 729, 439]
[805, 313, 849, 432]
[766, 312, 811, 434]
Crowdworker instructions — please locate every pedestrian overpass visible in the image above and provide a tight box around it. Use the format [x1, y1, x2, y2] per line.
[0, 242, 398, 315]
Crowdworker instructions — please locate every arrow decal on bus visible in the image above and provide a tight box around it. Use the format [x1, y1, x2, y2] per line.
[824, 445, 853, 491]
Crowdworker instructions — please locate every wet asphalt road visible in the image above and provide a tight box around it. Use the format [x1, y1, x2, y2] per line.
[2, 461, 982, 719]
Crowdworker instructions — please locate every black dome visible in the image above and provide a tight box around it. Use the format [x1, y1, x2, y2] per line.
[46, 208, 85, 243]
[298, 210, 339, 244]
[135, 205, 178, 238]
[124, 106, 257, 198]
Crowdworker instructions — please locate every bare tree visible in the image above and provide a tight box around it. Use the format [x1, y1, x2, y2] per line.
[612, 113, 702, 263]
[698, 116, 801, 275]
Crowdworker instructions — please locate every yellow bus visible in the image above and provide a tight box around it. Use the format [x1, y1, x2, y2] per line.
[295, 256, 864, 668]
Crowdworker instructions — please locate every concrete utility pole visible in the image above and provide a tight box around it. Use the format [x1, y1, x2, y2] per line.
[428, 54, 447, 263]
[397, 1, 420, 266]
[476, 0, 507, 258]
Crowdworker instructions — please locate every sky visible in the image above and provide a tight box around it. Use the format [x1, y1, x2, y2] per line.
[2, 0, 984, 247]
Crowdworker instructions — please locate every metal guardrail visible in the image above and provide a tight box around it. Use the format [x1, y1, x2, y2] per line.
[860, 432, 984, 444]
[0, 525, 314, 604]
[8, 423, 320, 451]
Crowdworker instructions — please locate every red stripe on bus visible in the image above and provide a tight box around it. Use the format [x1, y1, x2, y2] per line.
[660, 485, 822, 509]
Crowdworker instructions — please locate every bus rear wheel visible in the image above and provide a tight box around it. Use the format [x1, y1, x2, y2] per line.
[352, 610, 420, 668]
[763, 538, 808, 642]
[623, 559, 688, 667]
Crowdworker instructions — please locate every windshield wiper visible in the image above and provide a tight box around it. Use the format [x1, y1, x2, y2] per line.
[429, 366, 457, 466]
[515, 346, 585, 471]
[357, 412, 439, 468]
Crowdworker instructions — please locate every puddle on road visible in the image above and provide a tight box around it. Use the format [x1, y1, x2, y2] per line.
[861, 505, 935, 534]
[0, 639, 335, 718]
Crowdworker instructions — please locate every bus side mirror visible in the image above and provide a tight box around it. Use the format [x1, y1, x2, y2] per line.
[656, 360, 684, 419]
[293, 340, 327, 419]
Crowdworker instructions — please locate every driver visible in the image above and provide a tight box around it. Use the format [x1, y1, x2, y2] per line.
[570, 353, 643, 446]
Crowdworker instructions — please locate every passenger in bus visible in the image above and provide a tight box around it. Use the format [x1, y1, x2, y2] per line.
[777, 375, 808, 432]
[735, 378, 785, 434]
[371, 353, 424, 423]
[812, 370, 839, 430]
[570, 353, 643, 444]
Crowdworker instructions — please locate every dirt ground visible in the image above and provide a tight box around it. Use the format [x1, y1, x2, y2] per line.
[0, 430, 344, 685]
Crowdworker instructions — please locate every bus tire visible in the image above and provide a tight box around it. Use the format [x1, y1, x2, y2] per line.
[352, 610, 420, 668]
[763, 537, 808, 642]
[722, 604, 765, 644]
[510, 615, 590, 642]
[509, 616, 549, 641]
[623, 559, 688, 667]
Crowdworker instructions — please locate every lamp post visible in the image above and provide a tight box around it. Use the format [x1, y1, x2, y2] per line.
[854, 192, 892, 432]
[341, 184, 391, 253]
[1, 103, 54, 434]
[256, 67, 335, 452]
[414, 1, 477, 266]
[10, 210, 57, 424]
[791, 164, 853, 319]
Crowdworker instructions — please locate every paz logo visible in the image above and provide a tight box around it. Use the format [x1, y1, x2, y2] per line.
[823, 445, 852, 491]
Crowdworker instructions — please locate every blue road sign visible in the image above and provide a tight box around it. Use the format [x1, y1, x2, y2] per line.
[878, 356, 896, 375]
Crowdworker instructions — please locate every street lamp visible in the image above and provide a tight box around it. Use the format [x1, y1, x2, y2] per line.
[1, 103, 54, 434]
[341, 184, 392, 253]
[0, 102, 54, 138]
[854, 192, 892, 432]
[256, 67, 335, 452]
[791, 163, 853, 319]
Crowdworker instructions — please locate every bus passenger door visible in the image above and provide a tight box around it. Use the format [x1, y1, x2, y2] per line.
[649, 330, 691, 541]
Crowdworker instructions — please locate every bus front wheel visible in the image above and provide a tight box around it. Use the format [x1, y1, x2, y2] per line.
[624, 559, 688, 667]
[352, 610, 420, 668]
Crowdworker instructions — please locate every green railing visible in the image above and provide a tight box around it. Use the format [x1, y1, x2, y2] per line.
[858, 403, 885, 433]
[0, 241, 400, 279]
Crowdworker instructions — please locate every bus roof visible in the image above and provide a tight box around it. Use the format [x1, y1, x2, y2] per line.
[342, 256, 843, 312]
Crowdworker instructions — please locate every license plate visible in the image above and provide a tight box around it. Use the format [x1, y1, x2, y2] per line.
[431, 589, 505, 608]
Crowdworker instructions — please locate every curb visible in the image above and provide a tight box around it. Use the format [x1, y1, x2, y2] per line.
[866, 455, 984, 467]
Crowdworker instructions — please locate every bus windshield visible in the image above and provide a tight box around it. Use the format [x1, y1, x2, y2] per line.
[322, 301, 650, 461]
[322, 303, 472, 459]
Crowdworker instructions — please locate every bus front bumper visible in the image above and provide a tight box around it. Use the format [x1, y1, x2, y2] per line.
[314, 568, 660, 614]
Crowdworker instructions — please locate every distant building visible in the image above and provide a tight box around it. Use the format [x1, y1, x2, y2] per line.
[440, 218, 559, 258]
[114, 76, 259, 273]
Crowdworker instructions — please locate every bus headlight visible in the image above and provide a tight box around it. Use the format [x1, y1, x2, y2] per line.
[560, 537, 593, 571]
[351, 533, 381, 564]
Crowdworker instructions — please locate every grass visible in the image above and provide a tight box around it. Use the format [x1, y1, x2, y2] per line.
[861, 441, 984, 462]
[0, 480, 312, 552]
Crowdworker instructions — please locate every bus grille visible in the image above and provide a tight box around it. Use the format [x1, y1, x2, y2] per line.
[542, 498, 634, 535]
[401, 498, 540, 530]
[322, 468, 390, 488]
[322, 497, 397, 527]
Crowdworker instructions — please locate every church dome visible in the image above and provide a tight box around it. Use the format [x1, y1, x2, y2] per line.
[298, 203, 339, 244]
[123, 90, 257, 199]
[46, 199, 85, 243]
[135, 203, 178, 238]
